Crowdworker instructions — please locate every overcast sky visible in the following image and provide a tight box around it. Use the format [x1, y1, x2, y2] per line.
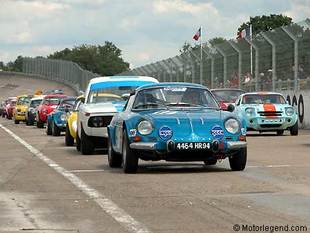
[0, 0, 309, 68]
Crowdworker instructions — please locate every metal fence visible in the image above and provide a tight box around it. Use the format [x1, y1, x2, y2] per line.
[122, 18, 310, 92]
[22, 57, 98, 92]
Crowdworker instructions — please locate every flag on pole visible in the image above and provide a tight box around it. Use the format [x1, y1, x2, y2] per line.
[237, 24, 252, 41]
[193, 27, 201, 41]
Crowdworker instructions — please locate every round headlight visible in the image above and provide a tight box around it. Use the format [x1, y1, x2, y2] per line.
[225, 118, 240, 134]
[60, 114, 67, 121]
[137, 120, 153, 135]
[285, 107, 294, 116]
[245, 107, 255, 117]
[91, 116, 104, 127]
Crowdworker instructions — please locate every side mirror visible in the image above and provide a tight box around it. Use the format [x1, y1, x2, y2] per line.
[121, 93, 130, 101]
[227, 104, 235, 112]
[80, 97, 85, 103]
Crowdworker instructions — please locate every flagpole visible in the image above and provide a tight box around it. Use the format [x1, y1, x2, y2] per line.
[250, 24, 253, 76]
[200, 26, 203, 85]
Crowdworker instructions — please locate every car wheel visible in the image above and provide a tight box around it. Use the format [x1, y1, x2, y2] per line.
[122, 131, 138, 173]
[14, 119, 20, 124]
[76, 131, 81, 151]
[52, 121, 61, 136]
[80, 127, 94, 155]
[46, 121, 52, 135]
[229, 148, 247, 171]
[108, 137, 122, 168]
[37, 116, 44, 128]
[290, 121, 298, 136]
[65, 126, 74, 146]
[203, 157, 217, 166]
[276, 130, 284, 136]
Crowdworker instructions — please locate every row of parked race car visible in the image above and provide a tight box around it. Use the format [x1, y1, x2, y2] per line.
[0, 76, 299, 173]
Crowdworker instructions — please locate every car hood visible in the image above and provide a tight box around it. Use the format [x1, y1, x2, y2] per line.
[137, 108, 229, 138]
[84, 101, 126, 114]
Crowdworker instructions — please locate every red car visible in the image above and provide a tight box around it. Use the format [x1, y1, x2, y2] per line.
[5, 97, 17, 119]
[211, 89, 245, 110]
[36, 94, 67, 128]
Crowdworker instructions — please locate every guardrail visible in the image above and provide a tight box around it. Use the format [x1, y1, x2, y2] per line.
[22, 57, 99, 92]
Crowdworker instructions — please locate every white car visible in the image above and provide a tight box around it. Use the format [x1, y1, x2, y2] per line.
[76, 76, 159, 155]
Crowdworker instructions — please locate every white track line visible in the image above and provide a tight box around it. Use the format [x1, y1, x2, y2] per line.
[248, 165, 292, 168]
[69, 169, 105, 173]
[0, 123, 150, 233]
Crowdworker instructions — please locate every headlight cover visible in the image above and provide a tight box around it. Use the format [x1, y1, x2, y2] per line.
[245, 107, 255, 117]
[285, 107, 294, 116]
[225, 118, 240, 134]
[137, 120, 153, 135]
[60, 114, 67, 121]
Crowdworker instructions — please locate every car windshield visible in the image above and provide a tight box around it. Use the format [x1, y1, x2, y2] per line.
[57, 99, 75, 110]
[43, 97, 62, 105]
[212, 90, 244, 103]
[17, 97, 31, 105]
[87, 86, 133, 104]
[30, 99, 42, 107]
[133, 86, 219, 110]
[242, 94, 286, 104]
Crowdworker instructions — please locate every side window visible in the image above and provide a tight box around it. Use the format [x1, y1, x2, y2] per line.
[236, 97, 241, 106]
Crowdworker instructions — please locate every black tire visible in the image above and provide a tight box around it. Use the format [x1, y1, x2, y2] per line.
[37, 115, 44, 128]
[52, 121, 61, 136]
[122, 131, 138, 173]
[108, 137, 122, 168]
[65, 126, 74, 146]
[14, 119, 20, 124]
[229, 148, 247, 171]
[290, 121, 298, 136]
[80, 127, 94, 155]
[76, 131, 81, 151]
[276, 130, 284, 136]
[46, 121, 52, 135]
[203, 158, 217, 166]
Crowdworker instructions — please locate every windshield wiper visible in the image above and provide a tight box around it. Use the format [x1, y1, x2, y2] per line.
[133, 103, 167, 110]
[166, 102, 203, 107]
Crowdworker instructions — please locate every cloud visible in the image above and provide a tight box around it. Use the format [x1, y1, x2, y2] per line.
[0, 0, 309, 68]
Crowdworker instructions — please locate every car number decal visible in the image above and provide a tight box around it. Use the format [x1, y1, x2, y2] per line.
[159, 126, 173, 140]
[211, 125, 224, 140]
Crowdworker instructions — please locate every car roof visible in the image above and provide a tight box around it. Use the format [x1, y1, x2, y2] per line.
[43, 94, 67, 99]
[30, 97, 44, 101]
[241, 91, 284, 97]
[211, 88, 245, 92]
[88, 76, 158, 85]
[136, 82, 206, 91]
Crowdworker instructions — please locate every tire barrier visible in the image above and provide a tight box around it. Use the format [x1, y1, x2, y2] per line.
[286, 94, 305, 124]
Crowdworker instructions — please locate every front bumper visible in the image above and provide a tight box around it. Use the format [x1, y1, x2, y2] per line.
[14, 113, 26, 121]
[246, 116, 296, 131]
[130, 141, 247, 151]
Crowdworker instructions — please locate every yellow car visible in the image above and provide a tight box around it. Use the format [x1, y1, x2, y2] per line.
[13, 95, 33, 124]
[65, 95, 84, 146]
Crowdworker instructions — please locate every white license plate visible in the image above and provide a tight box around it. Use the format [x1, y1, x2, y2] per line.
[176, 142, 211, 150]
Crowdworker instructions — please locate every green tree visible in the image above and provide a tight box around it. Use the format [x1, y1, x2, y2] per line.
[208, 37, 226, 46]
[179, 42, 192, 54]
[238, 14, 293, 36]
[48, 42, 129, 76]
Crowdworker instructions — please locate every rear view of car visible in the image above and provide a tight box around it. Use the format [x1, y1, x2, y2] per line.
[234, 92, 298, 135]
[211, 89, 245, 110]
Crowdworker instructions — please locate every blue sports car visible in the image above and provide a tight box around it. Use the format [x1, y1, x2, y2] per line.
[46, 97, 76, 136]
[107, 83, 248, 173]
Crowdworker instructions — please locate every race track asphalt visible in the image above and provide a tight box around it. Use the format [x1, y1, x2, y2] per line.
[0, 75, 310, 233]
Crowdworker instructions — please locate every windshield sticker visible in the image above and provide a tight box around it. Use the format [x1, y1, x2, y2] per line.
[129, 129, 137, 137]
[159, 126, 173, 140]
[164, 87, 187, 92]
[211, 125, 224, 140]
